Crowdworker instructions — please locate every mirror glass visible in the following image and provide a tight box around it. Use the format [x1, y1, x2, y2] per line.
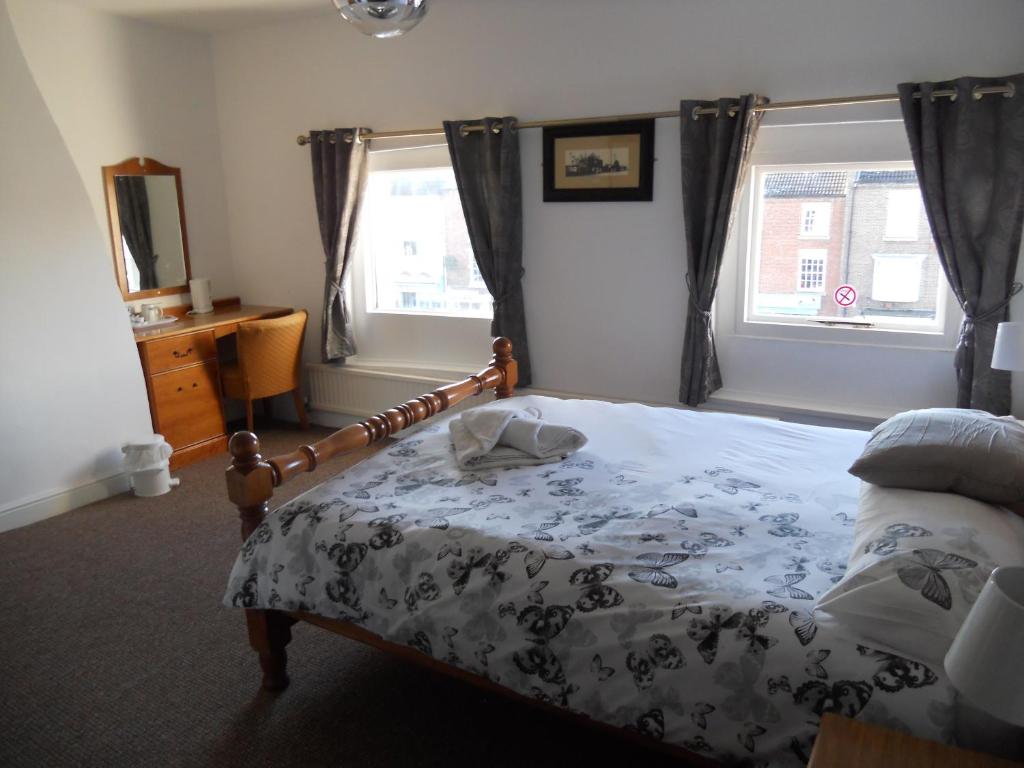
[103, 158, 191, 300]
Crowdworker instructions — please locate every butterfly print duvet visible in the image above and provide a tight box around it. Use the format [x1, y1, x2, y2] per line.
[225, 396, 957, 766]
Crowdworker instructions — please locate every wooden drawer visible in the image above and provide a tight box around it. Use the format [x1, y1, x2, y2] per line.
[142, 330, 216, 375]
[150, 361, 225, 450]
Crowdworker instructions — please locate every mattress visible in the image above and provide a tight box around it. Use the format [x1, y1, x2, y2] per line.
[225, 395, 957, 765]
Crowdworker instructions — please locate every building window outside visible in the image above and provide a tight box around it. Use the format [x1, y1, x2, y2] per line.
[884, 188, 921, 241]
[872, 254, 925, 302]
[362, 165, 492, 318]
[797, 249, 826, 292]
[800, 202, 831, 239]
[746, 164, 943, 330]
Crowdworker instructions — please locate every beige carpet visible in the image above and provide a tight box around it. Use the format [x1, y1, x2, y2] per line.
[0, 421, 681, 768]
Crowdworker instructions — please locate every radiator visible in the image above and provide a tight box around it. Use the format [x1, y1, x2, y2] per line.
[306, 362, 480, 419]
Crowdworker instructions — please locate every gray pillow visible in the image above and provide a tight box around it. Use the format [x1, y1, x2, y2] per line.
[848, 408, 1024, 504]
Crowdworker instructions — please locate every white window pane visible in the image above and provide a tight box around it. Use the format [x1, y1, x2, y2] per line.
[364, 166, 491, 318]
[871, 254, 924, 302]
[884, 188, 921, 240]
[797, 248, 826, 292]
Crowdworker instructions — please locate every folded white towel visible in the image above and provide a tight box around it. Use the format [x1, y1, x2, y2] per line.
[449, 406, 588, 470]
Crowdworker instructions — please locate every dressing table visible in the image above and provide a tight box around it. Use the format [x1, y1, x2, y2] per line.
[103, 156, 292, 469]
[133, 298, 291, 468]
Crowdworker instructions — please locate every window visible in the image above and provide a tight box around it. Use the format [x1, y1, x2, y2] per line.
[362, 163, 491, 318]
[470, 260, 484, 285]
[800, 202, 831, 239]
[872, 254, 925, 302]
[884, 188, 921, 240]
[797, 249, 826, 292]
[745, 163, 944, 332]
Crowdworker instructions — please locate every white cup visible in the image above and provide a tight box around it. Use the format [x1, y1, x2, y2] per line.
[141, 304, 163, 323]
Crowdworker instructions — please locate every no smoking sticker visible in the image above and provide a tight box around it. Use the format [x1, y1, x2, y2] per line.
[834, 284, 857, 308]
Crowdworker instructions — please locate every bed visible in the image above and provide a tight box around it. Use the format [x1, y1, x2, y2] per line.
[223, 338, 958, 766]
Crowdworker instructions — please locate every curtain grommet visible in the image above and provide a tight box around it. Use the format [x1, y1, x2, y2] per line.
[490, 123, 502, 135]
[506, 118, 519, 134]
[1004, 82, 1016, 99]
[353, 129, 364, 145]
[342, 131, 354, 144]
[459, 124, 472, 138]
[691, 106, 706, 121]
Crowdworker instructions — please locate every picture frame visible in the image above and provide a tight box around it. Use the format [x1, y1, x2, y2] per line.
[542, 119, 655, 202]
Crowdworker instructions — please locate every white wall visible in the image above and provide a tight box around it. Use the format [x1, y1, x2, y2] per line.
[0, 1, 153, 530]
[208, 0, 1024, 419]
[7, 0, 237, 307]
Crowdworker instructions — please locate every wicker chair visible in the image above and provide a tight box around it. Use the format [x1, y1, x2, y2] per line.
[221, 310, 309, 432]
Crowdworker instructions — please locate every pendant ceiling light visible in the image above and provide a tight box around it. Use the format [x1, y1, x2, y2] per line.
[331, 0, 429, 39]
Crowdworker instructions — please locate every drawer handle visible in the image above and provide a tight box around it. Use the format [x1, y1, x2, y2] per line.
[192, 382, 198, 388]
[172, 347, 193, 358]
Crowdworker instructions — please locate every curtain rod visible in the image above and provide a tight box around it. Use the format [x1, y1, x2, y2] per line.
[295, 83, 1015, 146]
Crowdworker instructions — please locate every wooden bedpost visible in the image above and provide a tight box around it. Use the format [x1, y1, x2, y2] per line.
[492, 337, 517, 399]
[227, 431, 292, 692]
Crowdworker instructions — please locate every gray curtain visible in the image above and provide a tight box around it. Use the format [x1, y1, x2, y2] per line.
[115, 176, 157, 290]
[443, 117, 532, 386]
[310, 128, 368, 362]
[899, 74, 1024, 414]
[679, 95, 765, 406]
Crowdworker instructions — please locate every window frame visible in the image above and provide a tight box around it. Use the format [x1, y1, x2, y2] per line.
[357, 145, 492, 321]
[732, 160, 959, 350]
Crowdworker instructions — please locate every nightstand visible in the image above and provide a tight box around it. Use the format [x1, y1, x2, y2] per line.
[809, 714, 1022, 767]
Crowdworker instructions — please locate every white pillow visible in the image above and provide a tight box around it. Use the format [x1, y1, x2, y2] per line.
[815, 482, 1024, 663]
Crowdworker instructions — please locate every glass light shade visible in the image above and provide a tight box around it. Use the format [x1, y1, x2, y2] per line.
[331, 0, 428, 39]
[944, 566, 1024, 726]
[992, 322, 1024, 372]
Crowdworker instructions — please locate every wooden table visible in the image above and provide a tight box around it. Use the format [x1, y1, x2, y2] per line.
[809, 714, 1022, 767]
[133, 299, 291, 468]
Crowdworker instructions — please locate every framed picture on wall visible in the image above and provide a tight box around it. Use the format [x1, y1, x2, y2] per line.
[542, 119, 655, 202]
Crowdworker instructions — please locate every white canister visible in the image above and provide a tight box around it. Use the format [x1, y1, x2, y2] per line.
[122, 435, 179, 496]
[189, 278, 214, 314]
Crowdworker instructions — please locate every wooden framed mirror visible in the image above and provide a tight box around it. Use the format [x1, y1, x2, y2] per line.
[103, 157, 191, 301]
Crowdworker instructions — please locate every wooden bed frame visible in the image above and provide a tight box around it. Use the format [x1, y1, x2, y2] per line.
[225, 337, 714, 765]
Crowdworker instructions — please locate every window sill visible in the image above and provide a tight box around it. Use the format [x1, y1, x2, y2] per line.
[735, 317, 955, 351]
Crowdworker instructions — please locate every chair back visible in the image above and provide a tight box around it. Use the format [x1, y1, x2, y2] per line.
[236, 310, 308, 400]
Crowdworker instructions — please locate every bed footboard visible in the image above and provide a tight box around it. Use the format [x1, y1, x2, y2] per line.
[225, 337, 517, 691]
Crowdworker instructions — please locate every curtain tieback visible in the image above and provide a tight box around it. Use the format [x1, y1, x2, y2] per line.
[685, 273, 713, 326]
[491, 268, 525, 313]
[961, 282, 1023, 325]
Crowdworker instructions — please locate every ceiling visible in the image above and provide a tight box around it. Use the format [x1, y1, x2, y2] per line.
[54, 0, 331, 33]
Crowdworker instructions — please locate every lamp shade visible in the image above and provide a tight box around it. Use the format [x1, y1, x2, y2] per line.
[331, 0, 428, 39]
[944, 566, 1024, 726]
[992, 322, 1024, 371]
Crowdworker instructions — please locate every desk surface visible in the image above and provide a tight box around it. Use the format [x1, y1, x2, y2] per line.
[133, 304, 291, 342]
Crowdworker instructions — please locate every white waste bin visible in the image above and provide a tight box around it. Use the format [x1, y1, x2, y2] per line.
[122, 435, 180, 497]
